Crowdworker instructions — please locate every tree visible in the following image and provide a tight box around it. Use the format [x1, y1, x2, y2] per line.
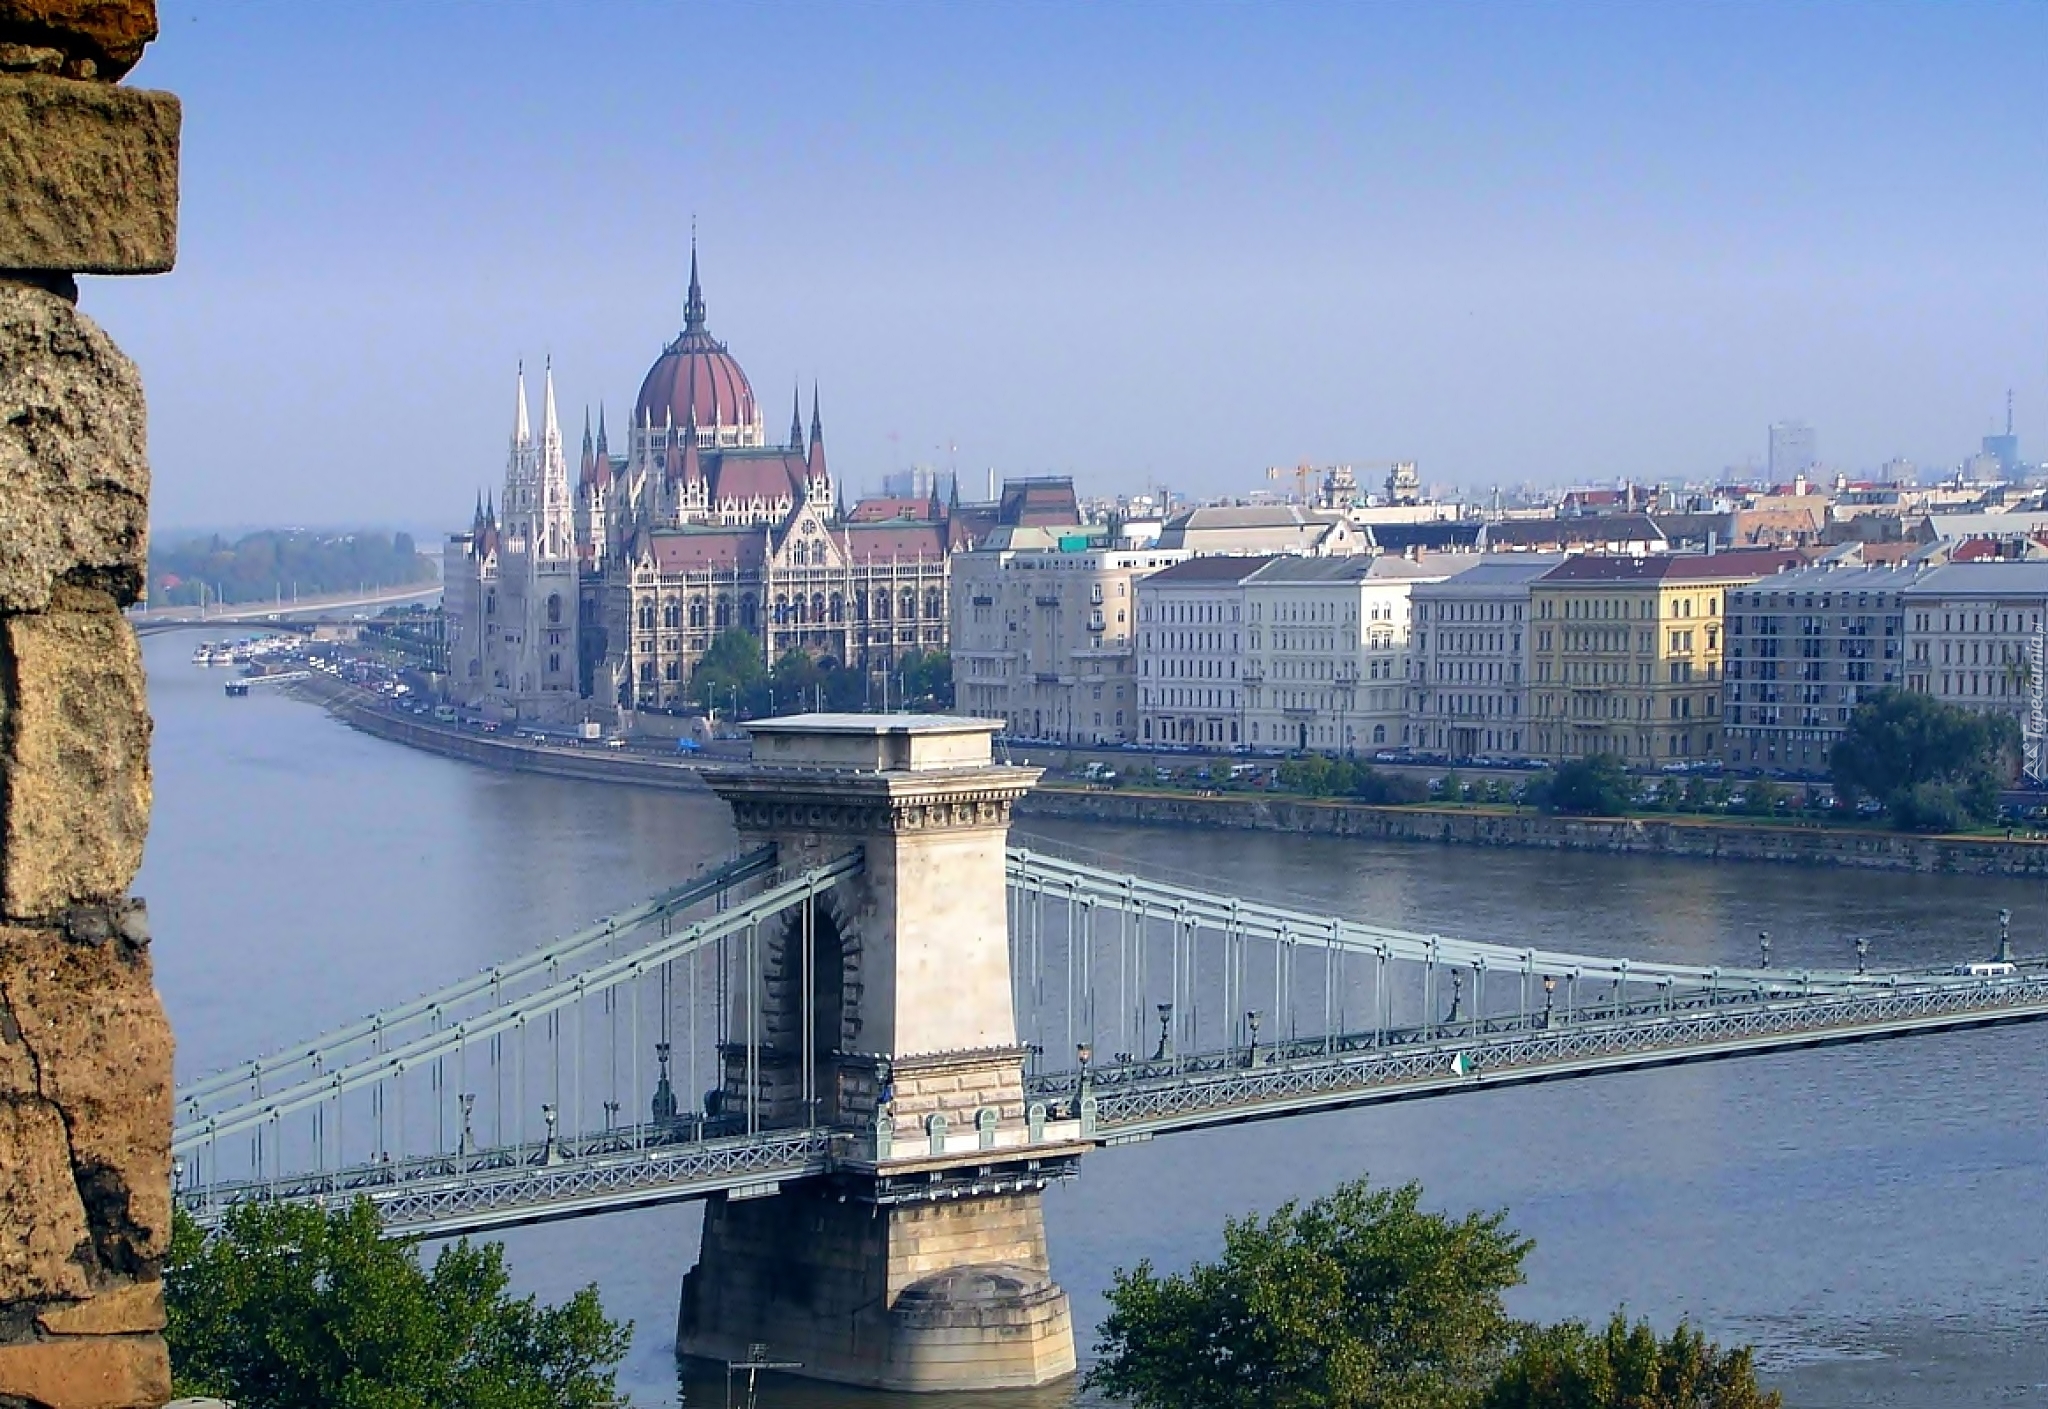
[1829, 688, 2017, 831]
[166, 1201, 630, 1409]
[896, 650, 954, 709]
[1087, 1176, 1532, 1409]
[1531, 755, 1632, 817]
[1483, 1312, 1781, 1409]
[690, 629, 768, 716]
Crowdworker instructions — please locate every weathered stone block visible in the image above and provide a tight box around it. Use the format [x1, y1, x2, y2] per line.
[0, 74, 176, 271]
[0, 921, 171, 1273]
[0, 0, 156, 80]
[0, 1333, 170, 1408]
[0, 285, 148, 611]
[0, 1096, 92, 1302]
[36, 1278, 164, 1335]
[0, 596, 152, 916]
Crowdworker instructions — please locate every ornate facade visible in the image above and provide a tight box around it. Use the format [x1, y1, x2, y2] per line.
[446, 249, 958, 720]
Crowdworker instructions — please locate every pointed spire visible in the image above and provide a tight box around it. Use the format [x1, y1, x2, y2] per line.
[541, 356, 560, 442]
[809, 382, 823, 447]
[596, 402, 608, 454]
[512, 361, 531, 447]
[682, 234, 706, 333]
[790, 382, 804, 450]
[582, 405, 593, 453]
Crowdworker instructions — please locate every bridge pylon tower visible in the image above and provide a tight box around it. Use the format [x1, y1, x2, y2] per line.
[683, 713, 1079, 1392]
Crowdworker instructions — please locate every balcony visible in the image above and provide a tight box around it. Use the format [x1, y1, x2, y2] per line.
[1034, 594, 1060, 608]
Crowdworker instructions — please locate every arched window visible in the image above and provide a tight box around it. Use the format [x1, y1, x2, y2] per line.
[829, 594, 845, 623]
[546, 594, 562, 625]
[1373, 724, 1387, 744]
[925, 588, 942, 620]
[638, 603, 655, 631]
[485, 590, 497, 616]
[662, 598, 681, 629]
[901, 589, 917, 620]
[875, 594, 890, 621]
[715, 596, 732, 628]
[688, 597, 706, 629]
[812, 593, 827, 624]
[741, 595, 758, 629]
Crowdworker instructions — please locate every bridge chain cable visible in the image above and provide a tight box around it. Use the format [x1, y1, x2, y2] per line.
[178, 846, 777, 1111]
[1007, 846, 1907, 993]
[174, 853, 859, 1155]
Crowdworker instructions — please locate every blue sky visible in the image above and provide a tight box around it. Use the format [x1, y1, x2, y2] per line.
[93, 1, 2048, 529]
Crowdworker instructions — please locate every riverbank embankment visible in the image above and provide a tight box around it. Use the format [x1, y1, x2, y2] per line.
[1018, 784, 2048, 877]
[294, 677, 2048, 875]
[294, 674, 709, 792]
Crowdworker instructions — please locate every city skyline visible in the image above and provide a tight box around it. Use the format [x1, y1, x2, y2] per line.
[93, 1, 2048, 528]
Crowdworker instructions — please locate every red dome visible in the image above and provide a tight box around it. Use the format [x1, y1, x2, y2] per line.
[635, 334, 755, 431]
[634, 249, 757, 431]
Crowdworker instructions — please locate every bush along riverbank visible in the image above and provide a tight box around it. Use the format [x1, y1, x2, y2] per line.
[1018, 784, 2048, 876]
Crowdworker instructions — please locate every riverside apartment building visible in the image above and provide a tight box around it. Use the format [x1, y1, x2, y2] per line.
[1528, 550, 1801, 766]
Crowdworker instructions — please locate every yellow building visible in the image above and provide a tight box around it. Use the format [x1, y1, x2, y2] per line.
[1528, 551, 1801, 765]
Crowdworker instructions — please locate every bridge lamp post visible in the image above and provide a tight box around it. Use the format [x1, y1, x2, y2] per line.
[1855, 937, 1869, 976]
[1759, 931, 1771, 970]
[1153, 1003, 1173, 1063]
[1075, 1042, 1093, 1104]
[1999, 908, 2013, 964]
[458, 1093, 476, 1156]
[603, 1099, 621, 1134]
[541, 1102, 559, 1165]
[1541, 975, 1555, 1029]
[1447, 969, 1463, 1027]
[171, 1155, 184, 1195]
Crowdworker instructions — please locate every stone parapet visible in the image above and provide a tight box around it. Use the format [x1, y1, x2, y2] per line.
[0, 7, 177, 1404]
[0, 74, 178, 273]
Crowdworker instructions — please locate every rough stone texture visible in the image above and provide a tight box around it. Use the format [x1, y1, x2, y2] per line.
[35, 1279, 163, 1335]
[0, 285, 149, 613]
[0, 922, 171, 1280]
[0, 593, 152, 917]
[0, 75, 178, 272]
[0, 1097, 92, 1302]
[0, 1334, 169, 1408]
[0, 0, 155, 80]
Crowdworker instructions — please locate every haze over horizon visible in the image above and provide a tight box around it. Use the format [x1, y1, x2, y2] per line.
[94, 1, 2048, 530]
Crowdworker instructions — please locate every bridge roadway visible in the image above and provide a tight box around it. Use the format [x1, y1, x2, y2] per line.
[175, 950, 2048, 1240]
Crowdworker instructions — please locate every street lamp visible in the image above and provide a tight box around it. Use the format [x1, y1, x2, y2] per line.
[1447, 969, 1464, 1025]
[1541, 974, 1556, 1029]
[1854, 937, 1869, 976]
[458, 1092, 476, 1155]
[1999, 908, 2013, 964]
[1246, 1009, 1262, 1066]
[1759, 931, 1771, 969]
[1153, 1002, 1174, 1062]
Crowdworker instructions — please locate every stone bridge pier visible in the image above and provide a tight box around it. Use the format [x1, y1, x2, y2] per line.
[678, 714, 1083, 1392]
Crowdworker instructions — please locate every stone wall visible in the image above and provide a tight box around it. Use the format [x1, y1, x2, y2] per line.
[1019, 786, 2048, 877]
[0, 4, 179, 1406]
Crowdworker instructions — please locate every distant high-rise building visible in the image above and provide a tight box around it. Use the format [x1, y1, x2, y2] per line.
[1983, 391, 2021, 477]
[1767, 421, 1816, 483]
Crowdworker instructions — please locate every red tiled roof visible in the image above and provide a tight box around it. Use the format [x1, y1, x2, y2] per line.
[848, 497, 937, 523]
[708, 452, 805, 505]
[835, 522, 948, 562]
[648, 529, 768, 574]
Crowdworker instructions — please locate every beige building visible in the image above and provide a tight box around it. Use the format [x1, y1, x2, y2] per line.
[1241, 555, 1449, 754]
[951, 531, 1186, 743]
[1529, 550, 1801, 765]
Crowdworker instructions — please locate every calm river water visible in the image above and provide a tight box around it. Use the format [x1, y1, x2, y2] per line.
[139, 632, 2048, 1408]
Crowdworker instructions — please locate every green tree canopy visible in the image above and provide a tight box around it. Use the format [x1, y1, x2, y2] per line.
[1482, 1312, 1781, 1409]
[897, 650, 954, 709]
[1829, 688, 2017, 831]
[1086, 1176, 1533, 1409]
[166, 1201, 630, 1409]
[149, 529, 436, 607]
[1531, 755, 1632, 817]
[690, 629, 769, 714]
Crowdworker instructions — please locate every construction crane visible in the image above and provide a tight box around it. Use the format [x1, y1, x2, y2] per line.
[1265, 461, 1318, 506]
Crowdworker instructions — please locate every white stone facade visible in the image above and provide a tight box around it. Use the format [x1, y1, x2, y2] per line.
[1241, 555, 1448, 754]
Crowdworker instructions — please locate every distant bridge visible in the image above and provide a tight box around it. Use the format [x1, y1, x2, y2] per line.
[130, 584, 442, 636]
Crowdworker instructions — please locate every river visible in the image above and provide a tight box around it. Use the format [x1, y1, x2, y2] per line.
[139, 631, 2048, 1408]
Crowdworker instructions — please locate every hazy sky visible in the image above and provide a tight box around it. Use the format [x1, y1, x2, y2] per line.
[92, 1, 2048, 531]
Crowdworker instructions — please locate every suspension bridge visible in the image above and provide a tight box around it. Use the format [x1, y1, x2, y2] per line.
[171, 713, 2048, 1392]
